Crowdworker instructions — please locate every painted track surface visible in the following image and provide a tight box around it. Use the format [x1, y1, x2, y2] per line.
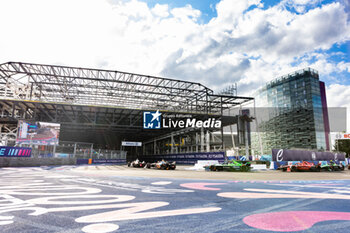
[1, 166, 350, 233]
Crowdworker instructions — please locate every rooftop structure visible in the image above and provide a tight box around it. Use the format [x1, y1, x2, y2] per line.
[0, 62, 254, 157]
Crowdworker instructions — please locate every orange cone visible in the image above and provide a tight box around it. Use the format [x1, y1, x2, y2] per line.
[287, 166, 291, 172]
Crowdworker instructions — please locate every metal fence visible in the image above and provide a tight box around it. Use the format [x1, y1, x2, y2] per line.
[22, 141, 127, 160]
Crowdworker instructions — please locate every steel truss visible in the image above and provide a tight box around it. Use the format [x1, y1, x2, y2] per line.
[0, 62, 254, 150]
[0, 62, 252, 114]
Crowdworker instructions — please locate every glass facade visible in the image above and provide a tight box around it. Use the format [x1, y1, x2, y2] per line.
[252, 68, 329, 154]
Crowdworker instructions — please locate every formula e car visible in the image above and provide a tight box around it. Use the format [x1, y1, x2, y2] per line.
[320, 161, 344, 171]
[146, 160, 176, 170]
[205, 160, 251, 172]
[127, 159, 147, 168]
[280, 161, 320, 172]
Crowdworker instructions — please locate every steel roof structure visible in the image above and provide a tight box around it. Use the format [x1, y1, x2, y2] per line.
[0, 62, 253, 145]
[0, 62, 252, 113]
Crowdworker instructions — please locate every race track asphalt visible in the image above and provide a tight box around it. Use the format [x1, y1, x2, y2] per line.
[1, 165, 350, 233]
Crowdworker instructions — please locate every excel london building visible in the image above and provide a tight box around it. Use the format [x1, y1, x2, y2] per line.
[252, 68, 331, 154]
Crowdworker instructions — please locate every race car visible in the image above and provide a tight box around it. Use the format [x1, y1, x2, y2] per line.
[205, 160, 251, 172]
[127, 159, 147, 168]
[280, 161, 320, 172]
[320, 161, 345, 171]
[146, 160, 176, 170]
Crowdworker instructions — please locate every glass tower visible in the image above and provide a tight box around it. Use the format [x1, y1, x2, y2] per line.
[253, 68, 330, 154]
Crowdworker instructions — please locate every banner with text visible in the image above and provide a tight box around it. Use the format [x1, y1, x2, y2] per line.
[272, 149, 345, 161]
[76, 159, 127, 165]
[139, 152, 225, 165]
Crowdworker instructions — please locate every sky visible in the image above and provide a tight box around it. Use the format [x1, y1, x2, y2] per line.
[0, 0, 349, 130]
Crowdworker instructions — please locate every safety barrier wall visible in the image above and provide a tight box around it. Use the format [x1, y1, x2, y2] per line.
[76, 159, 127, 165]
[0, 157, 76, 167]
[272, 149, 346, 161]
[272, 160, 347, 170]
[139, 152, 225, 165]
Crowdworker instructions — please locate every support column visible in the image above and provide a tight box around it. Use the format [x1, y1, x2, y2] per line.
[73, 143, 77, 158]
[221, 126, 224, 151]
[171, 133, 174, 154]
[200, 127, 204, 152]
[229, 109, 236, 155]
[206, 130, 210, 152]
[153, 140, 157, 154]
[244, 121, 249, 159]
[254, 99, 264, 155]
[53, 144, 56, 158]
[90, 144, 93, 159]
[195, 133, 199, 152]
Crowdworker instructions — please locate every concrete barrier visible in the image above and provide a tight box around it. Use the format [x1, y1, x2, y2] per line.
[251, 164, 269, 170]
[0, 157, 76, 167]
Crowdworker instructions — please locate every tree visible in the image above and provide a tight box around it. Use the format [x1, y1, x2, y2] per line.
[333, 140, 350, 158]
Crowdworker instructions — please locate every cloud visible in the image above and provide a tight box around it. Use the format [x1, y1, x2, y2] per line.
[326, 84, 350, 132]
[0, 0, 349, 98]
[171, 4, 201, 21]
[151, 4, 169, 18]
[281, 0, 323, 13]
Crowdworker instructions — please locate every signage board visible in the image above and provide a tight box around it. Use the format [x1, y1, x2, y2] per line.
[335, 133, 350, 140]
[0, 146, 32, 157]
[122, 141, 142, 147]
[17, 120, 60, 145]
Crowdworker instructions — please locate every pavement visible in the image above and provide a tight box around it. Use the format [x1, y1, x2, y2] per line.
[0, 165, 350, 233]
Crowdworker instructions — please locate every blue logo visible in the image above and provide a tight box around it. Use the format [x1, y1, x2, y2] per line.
[143, 110, 161, 129]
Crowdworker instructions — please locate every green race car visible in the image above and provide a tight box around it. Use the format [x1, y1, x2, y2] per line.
[320, 161, 345, 171]
[205, 160, 252, 172]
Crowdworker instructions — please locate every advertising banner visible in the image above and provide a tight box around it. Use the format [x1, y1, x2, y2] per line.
[76, 159, 127, 165]
[92, 159, 127, 164]
[139, 152, 225, 165]
[273, 161, 347, 170]
[17, 120, 60, 145]
[0, 146, 31, 157]
[272, 149, 345, 161]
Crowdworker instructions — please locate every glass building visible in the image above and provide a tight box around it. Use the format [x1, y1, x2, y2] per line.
[252, 68, 330, 154]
